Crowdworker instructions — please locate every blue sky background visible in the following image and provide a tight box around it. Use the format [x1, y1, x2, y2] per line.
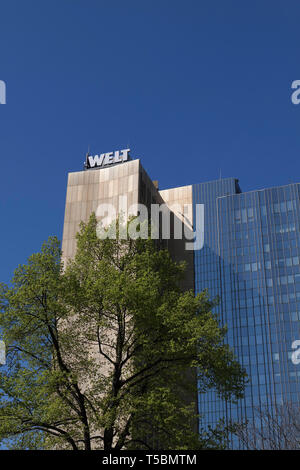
[0, 0, 300, 283]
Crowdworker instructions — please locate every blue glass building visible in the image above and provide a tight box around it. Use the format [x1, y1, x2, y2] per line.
[193, 178, 300, 448]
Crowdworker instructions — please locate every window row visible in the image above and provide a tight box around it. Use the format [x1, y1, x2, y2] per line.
[266, 273, 300, 287]
[234, 200, 297, 224]
[242, 256, 300, 272]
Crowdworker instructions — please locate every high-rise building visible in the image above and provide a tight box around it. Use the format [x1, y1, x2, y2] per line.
[62, 154, 195, 290]
[192, 179, 300, 448]
[62, 152, 300, 448]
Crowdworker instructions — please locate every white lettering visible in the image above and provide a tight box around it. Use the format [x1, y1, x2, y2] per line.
[104, 152, 114, 165]
[114, 150, 122, 163]
[120, 148, 130, 162]
[88, 154, 105, 168]
[291, 340, 300, 365]
[102, 455, 136, 467]
[185, 204, 205, 251]
[0, 80, 6, 104]
[87, 148, 131, 169]
[291, 80, 300, 105]
[128, 203, 149, 240]
[0, 340, 5, 365]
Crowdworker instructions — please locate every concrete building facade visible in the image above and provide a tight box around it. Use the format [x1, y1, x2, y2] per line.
[62, 157, 195, 287]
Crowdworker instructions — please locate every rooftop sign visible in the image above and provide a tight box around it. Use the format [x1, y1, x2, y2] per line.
[85, 148, 130, 170]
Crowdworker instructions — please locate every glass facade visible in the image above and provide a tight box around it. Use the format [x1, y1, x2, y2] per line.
[193, 179, 300, 448]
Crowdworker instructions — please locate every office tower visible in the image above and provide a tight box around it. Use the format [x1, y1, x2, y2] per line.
[62, 152, 300, 448]
[193, 179, 300, 448]
[61, 153, 196, 448]
[62, 155, 194, 287]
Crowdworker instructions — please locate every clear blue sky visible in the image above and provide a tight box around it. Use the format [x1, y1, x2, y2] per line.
[0, 0, 300, 283]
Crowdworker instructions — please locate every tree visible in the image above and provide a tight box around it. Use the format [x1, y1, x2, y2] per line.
[0, 213, 246, 450]
[235, 403, 300, 450]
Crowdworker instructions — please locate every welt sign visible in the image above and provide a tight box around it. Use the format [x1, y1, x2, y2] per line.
[86, 149, 130, 170]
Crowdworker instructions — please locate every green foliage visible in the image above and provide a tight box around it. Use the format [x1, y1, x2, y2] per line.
[0, 214, 247, 449]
